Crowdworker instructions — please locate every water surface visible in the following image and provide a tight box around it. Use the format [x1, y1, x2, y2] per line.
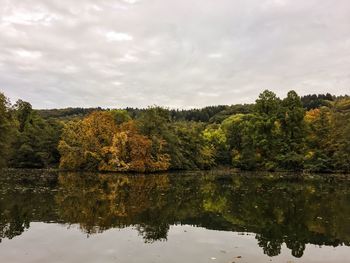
[0, 170, 349, 262]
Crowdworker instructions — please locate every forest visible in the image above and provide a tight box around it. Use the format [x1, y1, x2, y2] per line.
[0, 90, 349, 172]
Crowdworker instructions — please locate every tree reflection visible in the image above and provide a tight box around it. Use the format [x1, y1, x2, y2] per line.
[0, 170, 57, 243]
[55, 172, 170, 241]
[199, 174, 350, 258]
[1, 170, 350, 258]
[0, 204, 30, 243]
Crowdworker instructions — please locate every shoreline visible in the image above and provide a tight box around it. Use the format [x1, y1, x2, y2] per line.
[1, 167, 350, 179]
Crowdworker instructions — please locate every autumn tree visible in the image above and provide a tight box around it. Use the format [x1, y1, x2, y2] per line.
[58, 111, 117, 170]
[59, 111, 170, 172]
[99, 121, 170, 172]
[304, 108, 333, 171]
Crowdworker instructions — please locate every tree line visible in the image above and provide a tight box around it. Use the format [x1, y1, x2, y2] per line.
[0, 90, 349, 172]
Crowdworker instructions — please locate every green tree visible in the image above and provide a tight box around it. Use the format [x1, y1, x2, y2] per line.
[10, 100, 62, 168]
[255, 90, 281, 116]
[14, 100, 32, 132]
[137, 107, 175, 165]
[0, 92, 16, 167]
[277, 91, 306, 170]
[221, 113, 258, 170]
[331, 98, 350, 172]
[167, 122, 215, 170]
[254, 90, 282, 170]
[109, 109, 131, 125]
[202, 124, 229, 165]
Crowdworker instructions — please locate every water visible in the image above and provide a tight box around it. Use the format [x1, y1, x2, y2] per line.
[0, 170, 349, 263]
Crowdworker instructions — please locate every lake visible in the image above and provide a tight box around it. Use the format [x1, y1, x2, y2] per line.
[0, 170, 349, 263]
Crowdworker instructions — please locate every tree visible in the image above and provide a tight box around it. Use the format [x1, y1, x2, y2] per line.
[59, 112, 170, 172]
[202, 125, 229, 165]
[277, 91, 306, 170]
[109, 109, 131, 125]
[0, 92, 16, 167]
[137, 106, 171, 137]
[330, 98, 350, 172]
[14, 100, 32, 132]
[255, 90, 281, 116]
[135, 107, 213, 170]
[301, 93, 333, 110]
[254, 90, 282, 170]
[221, 114, 258, 170]
[165, 122, 215, 170]
[9, 100, 62, 168]
[304, 108, 333, 171]
[58, 111, 117, 170]
[99, 121, 170, 172]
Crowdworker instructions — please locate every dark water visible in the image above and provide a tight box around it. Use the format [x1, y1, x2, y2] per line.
[0, 170, 349, 263]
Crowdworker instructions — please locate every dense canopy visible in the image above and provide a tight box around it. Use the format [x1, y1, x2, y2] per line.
[0, 90, 349, 172]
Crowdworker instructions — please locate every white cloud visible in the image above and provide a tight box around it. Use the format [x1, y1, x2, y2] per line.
[121, 0, 141, 4]
[119, 53, 139, 62]
[112, 81, 123, 86]
[106, 32, 133, 42]
[150, 50, 161, 56]
[14, 49, 42, 59]
[208, 53, 223, 59]
[2, 11, 58, 26]
[198, 91, 220, 97]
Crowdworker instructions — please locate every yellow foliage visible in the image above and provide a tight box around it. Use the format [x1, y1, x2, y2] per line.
[304, 109, 320, 123]
[59, 112, 170, 172]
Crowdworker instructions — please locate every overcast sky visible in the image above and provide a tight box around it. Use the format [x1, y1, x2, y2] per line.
[0, 0, 349, 109]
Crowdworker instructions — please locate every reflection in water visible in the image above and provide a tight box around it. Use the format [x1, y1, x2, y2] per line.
[56, 173, 170, 242]
[0, 170, 350, 258]
[0, 170, 57, 244]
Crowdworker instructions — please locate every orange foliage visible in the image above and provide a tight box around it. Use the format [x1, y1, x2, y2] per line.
[59, 111, 170, 172]
[99, 121, 170, 172]
[304, 108, 320, 123]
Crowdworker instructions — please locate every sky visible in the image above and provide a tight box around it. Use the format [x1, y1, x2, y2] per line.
[0, 0, 349, 109]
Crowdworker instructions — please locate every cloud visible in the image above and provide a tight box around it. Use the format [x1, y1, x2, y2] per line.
[2, 8, 59, 26]
[119, 53, 139, 62]
[112, 81, 123, 86]
[13, 49, 42, 59]
[208, 53, 223, 59]
[0, 0, 349, 109]
[121, 0, 141, 4]
[106, 32, 133, 42]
